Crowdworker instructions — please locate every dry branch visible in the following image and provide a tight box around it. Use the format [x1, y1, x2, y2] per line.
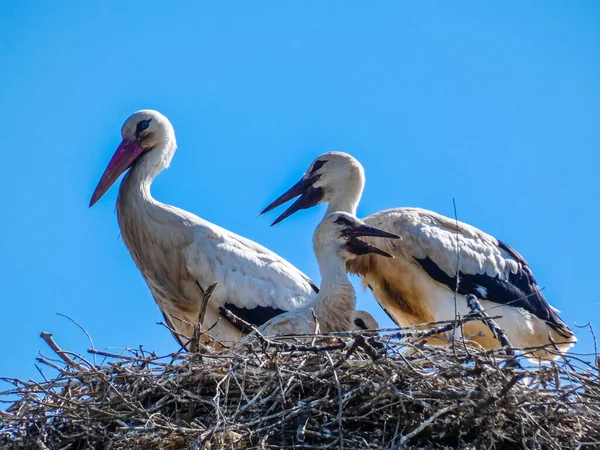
[189, 282, 218, 354]
[465, 294, 514, 350]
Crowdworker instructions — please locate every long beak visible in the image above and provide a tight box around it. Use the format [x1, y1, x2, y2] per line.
[346, 224, 400, 240]
[345, 224, 400, 258]
[261, 176, 324, 226]
[89, 139, 144, 207]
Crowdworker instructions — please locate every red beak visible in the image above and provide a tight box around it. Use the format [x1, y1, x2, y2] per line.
[89, 139, 145, 207]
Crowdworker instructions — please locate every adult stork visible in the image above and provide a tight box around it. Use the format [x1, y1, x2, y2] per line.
[89, 109, 319, 350]
[243, 212, 396, 343]
[261, 152, 576, 359]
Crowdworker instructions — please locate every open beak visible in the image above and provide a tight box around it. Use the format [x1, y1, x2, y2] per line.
[345, 224, 400, 258]
[261, 176, 324, 226]
[89, 139, 145, 207]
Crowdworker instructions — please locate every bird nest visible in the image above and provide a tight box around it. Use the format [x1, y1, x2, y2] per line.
[1, 318, 599, 450]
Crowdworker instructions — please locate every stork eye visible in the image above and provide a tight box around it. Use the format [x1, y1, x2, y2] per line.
[136, 119, 151, 134]
[354, 318, 367, 329]
[311, 160, 327, 173]
[334, 216, 352, 226]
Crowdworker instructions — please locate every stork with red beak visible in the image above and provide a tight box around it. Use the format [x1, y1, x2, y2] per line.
[90, 109, 320, 349]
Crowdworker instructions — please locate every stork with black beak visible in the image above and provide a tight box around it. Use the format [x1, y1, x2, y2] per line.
[90, 110, 320, 349]
[244, 212, 396, 342]
[261, 152, 576, 359]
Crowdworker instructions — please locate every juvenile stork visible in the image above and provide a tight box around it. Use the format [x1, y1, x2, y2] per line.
[244, 212, 396, 343]
[89, 110, 319, 349]
[261, 152, 577, 359]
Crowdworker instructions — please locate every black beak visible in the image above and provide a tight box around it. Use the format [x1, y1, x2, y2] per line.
[261, 176, 324, 226]
[344, 224, 400, 258]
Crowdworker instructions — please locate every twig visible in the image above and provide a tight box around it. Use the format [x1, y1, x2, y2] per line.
[574, 321, 599, 375]
[325, 351, 344, 450]
[354, 335, 380, 361]
[198, 282, 217, 326]
[56, 313, 97, 365]
[190, 282, 218, 353]
[219, 306, 348, 354]
[475, 373, 525, 412]
[452, 198, 462, 356]
[39, 332, 86, 371]
[385, 313, 502, 342]
[156, 320, 191, 350]
[34, 364, 50, 384]
[35, 356, 69, 375]
[398, 404, 460, 446]
[465, 294, 515, 351]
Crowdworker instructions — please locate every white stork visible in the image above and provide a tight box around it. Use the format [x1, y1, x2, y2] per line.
[261, 152, 577, 359]
[90, 109, 320, 349]
[244, 211, 396, 343]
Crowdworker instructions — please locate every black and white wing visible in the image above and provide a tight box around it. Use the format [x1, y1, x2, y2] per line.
[185, 217, 318, 328]
[364, 207, 573, 338]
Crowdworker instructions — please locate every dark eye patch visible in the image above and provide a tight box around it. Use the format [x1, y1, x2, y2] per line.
[310, 160, 327, 174]
[354, 318, 367, 329]
[334, 216, 353, 226]
[135, 119, 152, 137]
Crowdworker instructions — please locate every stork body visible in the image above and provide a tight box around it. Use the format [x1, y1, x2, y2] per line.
[245, 212, 395, 343]
[90, 110, 317, 349]
[262, 152, 577, 359]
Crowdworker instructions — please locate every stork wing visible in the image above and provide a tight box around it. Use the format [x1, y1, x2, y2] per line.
[184, 219, 317, 327]
[364, 207, 572, 337]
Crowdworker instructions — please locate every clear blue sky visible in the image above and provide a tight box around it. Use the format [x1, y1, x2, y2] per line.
[1, 2, 599, 385]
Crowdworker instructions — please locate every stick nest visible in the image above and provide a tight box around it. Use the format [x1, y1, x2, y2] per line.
[1, 328, 599, 450]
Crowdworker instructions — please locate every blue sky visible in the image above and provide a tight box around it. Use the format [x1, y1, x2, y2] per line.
[1, 1, 599, 384]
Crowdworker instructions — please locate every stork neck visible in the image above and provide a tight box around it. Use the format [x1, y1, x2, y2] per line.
[324, 177, 363, 216]
[121, 154, 158, 203]
[119, 140, 175, 207]
[325, 195, 359, 216]
[311, 250, 356, 330]
[317, 251, 351, 290]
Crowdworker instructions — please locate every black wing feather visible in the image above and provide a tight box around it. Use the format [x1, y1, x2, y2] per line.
[415, 244, 571, 338]
[221, 303, 286, 333]
[310, 281, 319, 293]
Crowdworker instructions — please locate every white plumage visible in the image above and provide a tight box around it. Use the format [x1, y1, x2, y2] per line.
[90, 110, 317, 349]
[243, 212, 396, 344]
[262, 152, 577, 359]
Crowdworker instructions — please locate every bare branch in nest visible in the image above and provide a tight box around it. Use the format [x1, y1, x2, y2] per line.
[218, 305, 258, 335]
[56, 313, 96, 366]
[324, 351, 344, 449]
[156, 320, 189, 342]
[385, 313, 502, 343]
[39, 332, 86, 371]
[398, 403, 461, 446]
[465, 294, 517, 356]
[353, 335, 380, 361]
[218, 306, 348, 353]
[189, 282, 218, 354]
[198, 282, 217, 326]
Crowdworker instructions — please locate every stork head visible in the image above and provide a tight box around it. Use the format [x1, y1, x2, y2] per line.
[261, 152, 366, 225]
[313, 211, 399, 262]
[89, 109, 176, 207]
[353, 310, 379, 331]
[353, 310, 384, 349]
